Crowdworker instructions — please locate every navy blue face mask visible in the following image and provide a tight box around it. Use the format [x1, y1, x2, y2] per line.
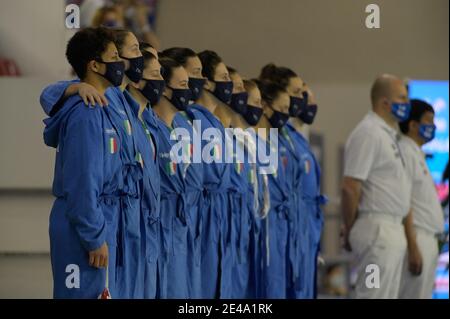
[211, 81, 233, 104]
[230, 92, 248, 115]
[168, 87, 192, 111]
[188, 77, 206, 102]
[95, 60, 125, 87]
[289, 96, 303, 116]
[289, 91, 309, 116]
[298, 104, 318, 124]
[139, 78, 165, 106]
[243, 104, 263, 126]
[120, 55, 144, 83]
[268, 108, 290, 128]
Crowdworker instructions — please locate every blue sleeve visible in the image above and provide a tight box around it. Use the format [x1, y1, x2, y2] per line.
[62, 106, 107, 251]
[40, 79, 80, 116]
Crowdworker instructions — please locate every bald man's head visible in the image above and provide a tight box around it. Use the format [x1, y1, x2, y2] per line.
[370, 74, 407, 107]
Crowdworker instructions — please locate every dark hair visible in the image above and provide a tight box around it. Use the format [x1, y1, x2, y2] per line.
[259, 63, 297, 90]
[254, 79, 287, 104]
[139, 41, 154, 51]
[399, 99, 435, 134]
[243, 79, 258, 92]
[158, 57, 182, 85]
[197, 50, 223, 81]
[227, 66, 237, 76]
[110, 28, 131, 54]
[141, 50, 157, 67]
[161, 47, 197, 66]
[66, 27, 115, 80]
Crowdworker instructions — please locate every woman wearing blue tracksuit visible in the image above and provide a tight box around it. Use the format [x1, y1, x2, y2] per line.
[260, 63, 326, 298]
[172, 111, 204, 298]
[251, 80, 292, 298]
[135, 56, 192, 298]
[123, 88, 161, 299]
[162, 47, 234, 298]
[227, 68, 264, 299]
[288, 86, 326, 299]
[240, 79, 272, 298]
[181, 103, 231, 298]
[42, 28, 145, 299]
[40, 30, 160, 299]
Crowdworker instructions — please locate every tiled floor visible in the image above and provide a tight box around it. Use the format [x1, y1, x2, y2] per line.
[0, 254, 52, 299]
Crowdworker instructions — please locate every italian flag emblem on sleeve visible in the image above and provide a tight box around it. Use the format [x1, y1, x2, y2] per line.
[124, 119, 132, 135]
[166, 161, 177, 175]
[109, 137, 118, 154]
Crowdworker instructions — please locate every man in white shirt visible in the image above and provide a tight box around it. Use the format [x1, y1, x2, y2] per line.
[341, 74, 412, 298]
[398, 99, 445, 299]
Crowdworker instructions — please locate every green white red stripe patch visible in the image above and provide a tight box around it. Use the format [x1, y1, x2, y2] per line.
[109, 137, 117, 154]
[235, 161, 244, 174]
[124, 120, 132, 135]
[166, 161, 177, 175]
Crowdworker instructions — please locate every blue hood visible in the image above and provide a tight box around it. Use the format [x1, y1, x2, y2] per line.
[43, 95, 84, 148]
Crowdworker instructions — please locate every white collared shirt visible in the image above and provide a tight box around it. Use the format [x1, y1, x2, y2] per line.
[399, 136, 445, 234]
[344, 111, 411, 218]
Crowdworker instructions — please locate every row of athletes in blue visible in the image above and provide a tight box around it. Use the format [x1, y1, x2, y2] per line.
[41, 27, 326, 299]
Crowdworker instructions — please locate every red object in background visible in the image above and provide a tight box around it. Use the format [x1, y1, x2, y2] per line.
[98, 287, 112, 299]
[0, 58, 21, 76]
[436, 183, 449, 202]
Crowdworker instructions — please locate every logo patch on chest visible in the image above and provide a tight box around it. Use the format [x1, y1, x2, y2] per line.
[109, 137, 118, 154]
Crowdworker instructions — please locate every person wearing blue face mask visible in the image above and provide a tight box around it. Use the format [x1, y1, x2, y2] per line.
[342, 74, 412, 298]
[289, 85, 326, 299]
[198, 51, 234, 113]
[242, 79, 271, 298]
[161, 47, 206, 104]
[40, 29, 159, 299]
[144, 57, 192, 298]
[43, 27, 124, 299]
[125, 49, 165, 299]
[196, 51, 240, 298]
[186, 49, 233, 299]
[159, 48, 208, 297]
[252, 79, 292, 298]
[224, 67, 258, 298]
[259, 65, 308, 299]
[398, 99, 445, 299]
[228, 67, 249, 116]
[260, 64, 308, 118]
[261, 63, 327, 299]
[161, 48, 235, 298]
